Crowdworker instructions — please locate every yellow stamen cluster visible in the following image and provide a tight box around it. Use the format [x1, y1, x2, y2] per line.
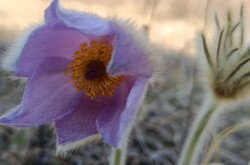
[65, 40, 123, 99]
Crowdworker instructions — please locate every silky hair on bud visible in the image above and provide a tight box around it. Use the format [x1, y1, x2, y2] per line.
[198, 5, 250, 101]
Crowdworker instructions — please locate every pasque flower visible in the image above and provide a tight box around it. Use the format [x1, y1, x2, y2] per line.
[0, 0, 152, 152]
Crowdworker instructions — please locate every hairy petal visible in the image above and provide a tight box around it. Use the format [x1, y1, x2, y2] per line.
[44, 0, 112, 36]
[0, 57, 80, 126]
[55, 77, 135, 146]
[17, 26, 88, 77]
[1, 24, 42, 73]
[97, 78, 148, 147]
[0, 0, 153, 151]
[55, 95, 102, 145]
[108, 19, 153, 78]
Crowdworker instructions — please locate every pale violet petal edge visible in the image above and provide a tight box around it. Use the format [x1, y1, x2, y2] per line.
[1, 23, 43, 74]
[56, 133, 101, 155]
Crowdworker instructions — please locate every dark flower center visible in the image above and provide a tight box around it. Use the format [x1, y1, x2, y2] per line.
[65, 40, 123, 99]
[85, 60, 106, 80]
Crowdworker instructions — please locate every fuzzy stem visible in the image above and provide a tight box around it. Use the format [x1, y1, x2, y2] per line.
[203, 120, 250, 164]
[113, 149, 122, 165]
[110, 142, 127, 165]
[178, 96, 218, 165]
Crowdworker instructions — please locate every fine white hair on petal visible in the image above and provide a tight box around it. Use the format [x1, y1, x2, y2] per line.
[1, 23, 42, 73]
[0, 103, 23, 121]
[116, 105, 143, 148]
[147, 43, 171, 86]
[108, 17, 163, 84]
[109, 17, 148, 50]
[56, 134, 102, 156]
[116, 79, 150, 148]
[46, 0, 112, 36]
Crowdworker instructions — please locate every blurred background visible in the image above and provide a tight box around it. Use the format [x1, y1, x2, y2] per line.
[0, 0, 250, 164]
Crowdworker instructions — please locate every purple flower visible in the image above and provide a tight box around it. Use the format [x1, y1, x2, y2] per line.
[0, 0, 152, 151]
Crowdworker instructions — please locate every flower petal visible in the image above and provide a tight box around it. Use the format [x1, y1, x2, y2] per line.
[107, 20, 153, 78]
[55, 95, 102, 145]
[44, 0, 112, 36]
[2, 24, 42, 73]
[96, 78, 149, 148]
[55, 77, 135, 146]
[0, 57, 80, 126]
[17, 25, 88, 77]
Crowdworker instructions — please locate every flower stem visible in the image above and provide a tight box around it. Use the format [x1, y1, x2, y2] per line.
[110, 142, 127, 165]
[113, 148, 122, 165]
[178, 96, 218, 165]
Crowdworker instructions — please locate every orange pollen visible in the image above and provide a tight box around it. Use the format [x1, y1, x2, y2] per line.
[65, 40, 123, 99]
